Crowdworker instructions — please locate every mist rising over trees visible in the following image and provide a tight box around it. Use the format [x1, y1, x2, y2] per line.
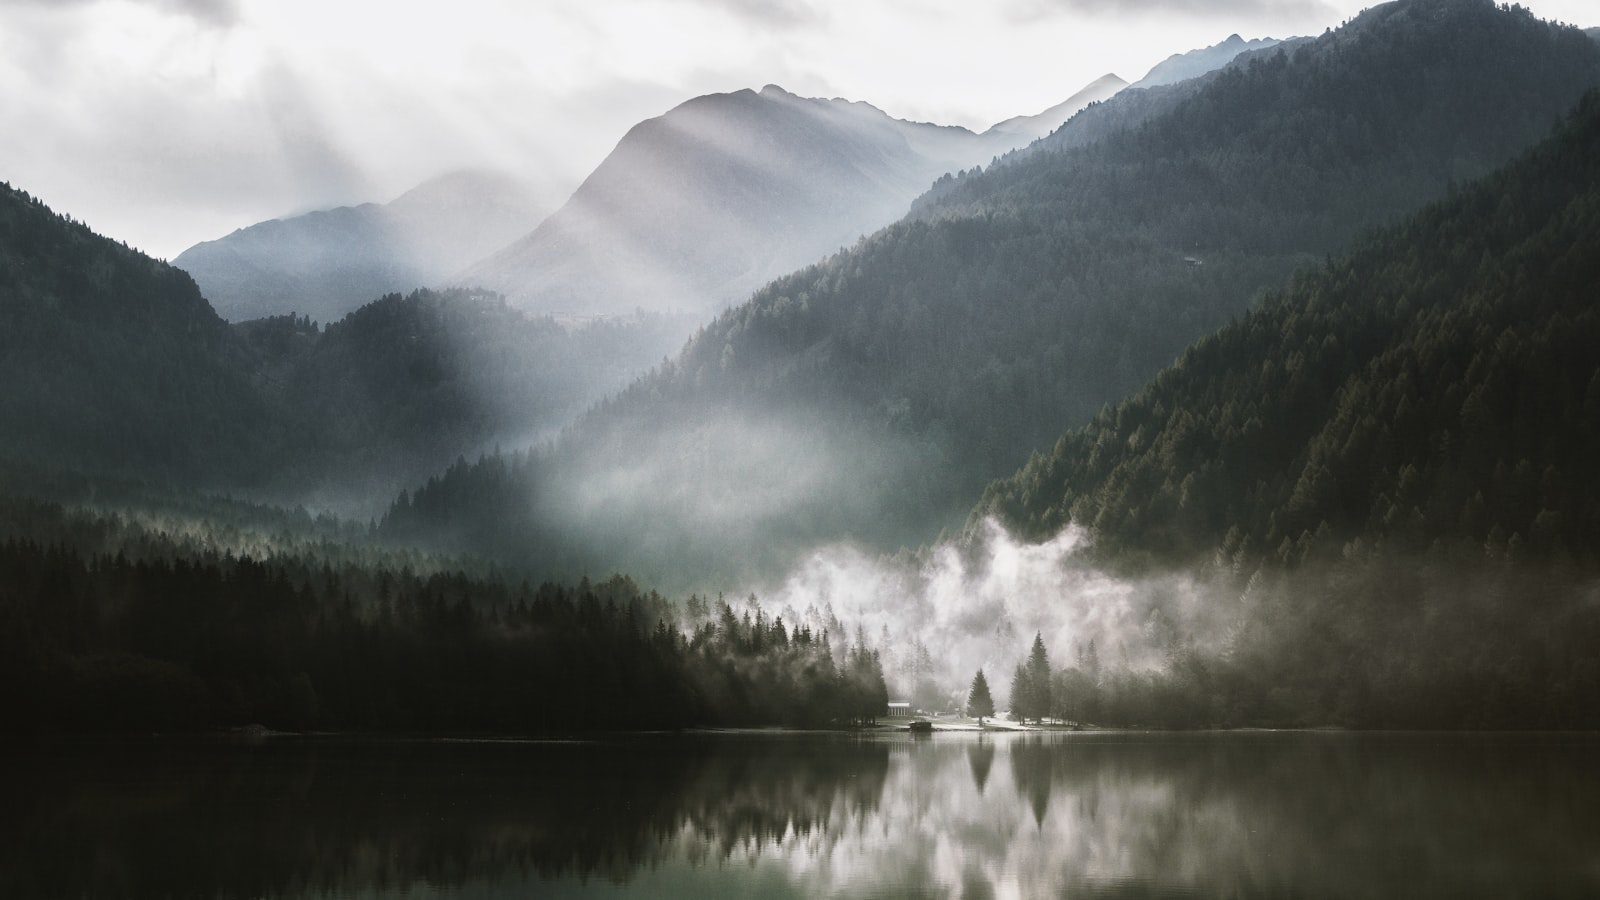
[1009, 635, 1054, 723]
[966, 86, 1600, 729]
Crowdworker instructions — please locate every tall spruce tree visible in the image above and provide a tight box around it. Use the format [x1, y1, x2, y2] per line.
[869, 649, 889, 724]
[967, 669, 995, 720]
[1025, 633, 1053, 723]
[1010, 663, 1030, 723]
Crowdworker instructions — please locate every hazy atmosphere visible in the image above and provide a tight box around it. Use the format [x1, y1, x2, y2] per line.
[9, 0, 1572, 257]
[4, 0, 1600, 895]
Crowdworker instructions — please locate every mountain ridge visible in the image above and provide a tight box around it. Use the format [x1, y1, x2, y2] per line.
[1132, 33, 1284, 89]
[985, 74, 1129, 141]
[452, 78, 1121, 319]
[175, 168, 555, 324]
[0, 182, 689, 508]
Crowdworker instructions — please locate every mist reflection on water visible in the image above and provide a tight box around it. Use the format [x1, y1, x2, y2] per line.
[3, 731, 1598, 898]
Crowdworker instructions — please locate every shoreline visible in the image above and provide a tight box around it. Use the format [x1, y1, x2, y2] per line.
[12, 724, 1600, 747]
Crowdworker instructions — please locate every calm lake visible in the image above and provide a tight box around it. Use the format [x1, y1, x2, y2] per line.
[4, 730, 1598, 898]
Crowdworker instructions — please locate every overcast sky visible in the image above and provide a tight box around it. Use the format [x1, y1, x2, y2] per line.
[1, 0, 1593, 258]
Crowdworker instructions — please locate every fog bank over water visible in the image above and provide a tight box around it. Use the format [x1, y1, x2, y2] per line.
[750, 520, 1233, 701]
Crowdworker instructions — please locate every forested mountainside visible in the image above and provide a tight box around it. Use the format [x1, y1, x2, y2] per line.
[974, 35, 1305, 170]
[387, 0, 1600, 588]
[0, 188, 685, 507]
[0, 184, 277, 485]
[978, 89, 1600, 570]
[236, 290, 690, 507]
[175, 170, 554, 324]
[456, 83, 1041, 319]
[972, 92, 1600, 729]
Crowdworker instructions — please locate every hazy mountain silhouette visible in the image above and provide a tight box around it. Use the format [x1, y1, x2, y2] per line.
[985, 73, 1128, 141]
[175, 169, 556, 324]
[1132, 34, 1283, 89]
[0, 183, 684, 506]
[454, 79, 1121, 318]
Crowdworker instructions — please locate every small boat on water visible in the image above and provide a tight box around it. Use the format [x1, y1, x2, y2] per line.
[908, 719, 934, 734]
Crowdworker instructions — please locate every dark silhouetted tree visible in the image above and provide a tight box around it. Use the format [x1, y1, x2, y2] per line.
[966, 669, 995, 720]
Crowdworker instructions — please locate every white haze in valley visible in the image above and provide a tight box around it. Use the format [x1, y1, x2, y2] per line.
[742, 518, 1237, 708]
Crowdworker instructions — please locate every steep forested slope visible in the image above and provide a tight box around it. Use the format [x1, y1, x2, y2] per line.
[971, 92, 1600, 730]
[239, 290, 689, 506]
[979, 89, 1600, 569]
[390, 0, 1600, 587]
[0, 184, 278, 485]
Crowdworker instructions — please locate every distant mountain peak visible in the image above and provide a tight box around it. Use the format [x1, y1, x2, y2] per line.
[455, 82, 1027, 318]
[1132, 33, 1284, 89]
[387, 168, 533, 207]
[984, 73, 1128, 140]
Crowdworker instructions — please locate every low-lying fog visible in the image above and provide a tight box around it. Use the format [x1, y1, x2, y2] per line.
[732, 519, 1234, 706]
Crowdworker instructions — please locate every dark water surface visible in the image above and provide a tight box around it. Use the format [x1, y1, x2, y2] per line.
[3, 730, 1598, 898]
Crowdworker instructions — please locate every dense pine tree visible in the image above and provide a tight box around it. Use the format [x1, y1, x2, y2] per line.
[966, 669, 995, 720]
[1007, 634, 1054, 723]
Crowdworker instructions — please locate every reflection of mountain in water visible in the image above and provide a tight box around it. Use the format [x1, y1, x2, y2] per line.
[4, 733, 1600, 897]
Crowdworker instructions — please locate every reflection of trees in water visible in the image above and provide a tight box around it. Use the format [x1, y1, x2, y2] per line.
[1008, 737, 1055, 827]
[671, 737, 890, 862]
[0, 736, 890, 899]
[5, 733, 1600, 897]
[966, 739, 995, 795]
[992, 733, 1600, 897]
